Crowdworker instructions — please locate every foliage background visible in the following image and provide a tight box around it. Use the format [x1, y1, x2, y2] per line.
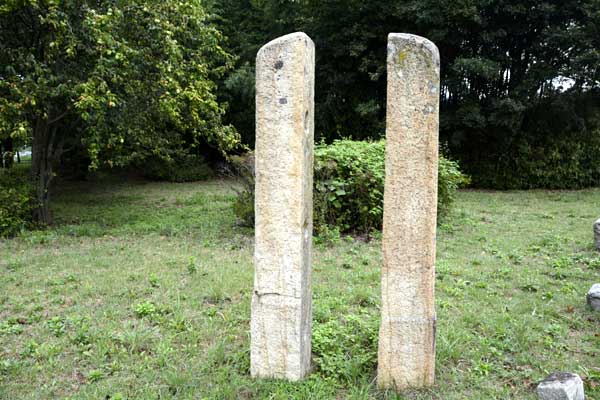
[0, 0, 241, 222]
[1, 0, 599, 228]
[232, 140, 470, 234]
[213, 0, 600, 189]
[0, 167, 34, 237]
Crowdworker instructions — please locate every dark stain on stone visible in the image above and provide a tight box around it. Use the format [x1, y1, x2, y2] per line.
[542, 372, 578, 384]
[274, 60, 284, 70]
[279, 97, 288, 105]
[423, 104, 435, 114]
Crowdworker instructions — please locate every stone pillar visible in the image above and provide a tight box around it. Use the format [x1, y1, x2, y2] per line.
[251, 32, 315, 381]
[378, 33, 440, 391]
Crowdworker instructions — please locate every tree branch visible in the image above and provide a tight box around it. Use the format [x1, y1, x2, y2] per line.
[48, 109, 70, 125]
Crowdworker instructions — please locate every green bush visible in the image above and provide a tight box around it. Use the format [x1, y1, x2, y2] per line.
[438, 156, 472, 216]
[312, 311, 378, 382]
[232, 140, 470, 233]
[472, 128, 600, 189]
[143, 154, 214, 183]
[314, 140, 385, 234]
[232, 190, 254, 227]
[465, 93, 600, 189]
[229, 154, 255, 227]
[0, 167, 34, 237]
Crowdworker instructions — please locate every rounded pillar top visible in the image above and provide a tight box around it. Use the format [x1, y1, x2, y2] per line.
[387, 33, 440, 71]
[257, 32, 314, 59]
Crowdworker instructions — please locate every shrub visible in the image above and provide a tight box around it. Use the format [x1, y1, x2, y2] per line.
[0, 167, 34, 237]
[232, 190, 254, 227]
[312, 311, 378, 382]
[142, 154, 214, 183]
[464, 92, 600, 189]
[314, 140, 385, 233]
[438, 156, 472, 216]
[471, 128, 600, 189]
[232, 140, 470, 233]
[229, 154, 255, 227]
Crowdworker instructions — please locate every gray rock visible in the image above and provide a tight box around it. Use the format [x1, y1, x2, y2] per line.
[537, 372, 584, 400]
[588, 283, 600, 311]
[595, 219, 600, 251]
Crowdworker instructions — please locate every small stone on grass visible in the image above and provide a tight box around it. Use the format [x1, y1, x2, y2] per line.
[536, 372, 584, 400]
[587, 283, 600, 311]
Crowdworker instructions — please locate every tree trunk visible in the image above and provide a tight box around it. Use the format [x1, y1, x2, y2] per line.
[3, 138, 14, 169]
[31, 118, 64, 225]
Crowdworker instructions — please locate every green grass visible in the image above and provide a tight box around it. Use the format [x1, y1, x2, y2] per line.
[14, 149, 31, 164]
[1, 177, 599, 399]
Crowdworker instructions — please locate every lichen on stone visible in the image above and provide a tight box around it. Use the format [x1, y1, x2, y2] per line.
[397, 50, 408, 64]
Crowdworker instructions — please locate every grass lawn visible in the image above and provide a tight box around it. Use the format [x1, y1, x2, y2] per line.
[1, 177, 599, 399]
[11, 148, 32, 164]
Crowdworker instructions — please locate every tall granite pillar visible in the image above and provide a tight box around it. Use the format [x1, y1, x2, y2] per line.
[378, 33, 440, 390]
[251, 32, 315, 381]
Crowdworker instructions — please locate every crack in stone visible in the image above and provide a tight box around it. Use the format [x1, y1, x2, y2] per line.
[254, 291, 302, 300]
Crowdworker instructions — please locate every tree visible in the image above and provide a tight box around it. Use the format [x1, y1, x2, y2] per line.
[406, 0, 599, 184]
[213, 0, 600, 187]
[0, 0, 240, 223]
[210, 0, 303, 146]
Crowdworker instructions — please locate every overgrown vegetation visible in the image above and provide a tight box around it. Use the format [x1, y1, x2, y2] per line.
[0, 177, 598, 399]
[0, 166, 34, 237]
[232, 140, 470, 233]
[474, 129, 600, 189]
[314, 140, 470, 233]
[230, 154, 255, 228]
[142, 155, 214, 183]
[449, 90, 600, 189]
[213, 0, 600, 189]
[312, 308, 378, 383]
[2, 0, 597, 227]
[0, 1, 240, 223]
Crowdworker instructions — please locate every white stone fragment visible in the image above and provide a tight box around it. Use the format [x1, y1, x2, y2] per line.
[377, 33, 440, 391]
[251, 32, 315, 381]
[588, 283, 600, 311]
[537, 372, 585, 400]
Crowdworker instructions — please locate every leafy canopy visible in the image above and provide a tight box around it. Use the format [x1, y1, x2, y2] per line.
[213, 0, 600, 188]
[0, 0, 240, 170]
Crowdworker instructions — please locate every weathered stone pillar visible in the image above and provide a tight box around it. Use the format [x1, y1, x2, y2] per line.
[378, 33, 440, 390]
[251, 32, 315, 381]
